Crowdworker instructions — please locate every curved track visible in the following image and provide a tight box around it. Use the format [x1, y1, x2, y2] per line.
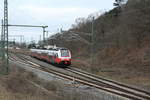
[9, 53, 150, 100]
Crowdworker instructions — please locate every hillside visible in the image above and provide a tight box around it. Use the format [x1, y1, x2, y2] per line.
[47, 0, 150, 90]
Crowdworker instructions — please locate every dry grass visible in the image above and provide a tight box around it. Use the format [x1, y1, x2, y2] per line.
[0, 62, 105, 100]
[72, 46, 150, 91]
[0, 63, 62, 100]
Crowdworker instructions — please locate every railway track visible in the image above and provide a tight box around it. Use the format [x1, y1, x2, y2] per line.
[9, 53, 150, 100]
[67, 68, 150, 100]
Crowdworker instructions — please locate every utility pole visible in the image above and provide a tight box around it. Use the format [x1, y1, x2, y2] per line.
[60, 28, 63, 33]
[45, 31, 49, 45]
[9, 35, 24, 45]
[46, 31, 49, 38]
[91, 17, 94, 71]
[42, 26, 48, 44]
[0, 0, 9, 74]
[3, 0, 9, 74]
[40, 35, 41, 41]
[13, 38, 15, 45]
[39, 35, 42, 46]
[43, 27, 45, 43]
[1, 20, 5, 60]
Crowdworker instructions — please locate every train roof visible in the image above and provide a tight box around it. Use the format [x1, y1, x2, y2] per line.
[48, 47, 68, 50]
[30, 47, 68, 51]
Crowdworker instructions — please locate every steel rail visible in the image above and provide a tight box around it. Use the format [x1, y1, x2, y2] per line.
[66, 68, 150, 100]
[17, 53, 150, 99]
[9, 53, 150, 100]
[9, 56, 142, 100]
[69, 67, 150, 95]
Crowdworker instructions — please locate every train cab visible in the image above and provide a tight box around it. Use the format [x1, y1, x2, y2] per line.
[30, 47, 71, 66]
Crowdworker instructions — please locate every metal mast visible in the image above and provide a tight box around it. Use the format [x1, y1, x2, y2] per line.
[4, 0, 9, 74]
[0, 20, 4, 59]
[8, 24, 48, 45]
[91, 17, 94, 70]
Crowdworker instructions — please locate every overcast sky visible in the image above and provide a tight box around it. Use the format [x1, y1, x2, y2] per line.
[0, 0, 115, 43]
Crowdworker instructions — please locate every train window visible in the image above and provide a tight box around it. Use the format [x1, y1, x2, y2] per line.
[61, 50, 69, 57]
[54, 53, 58, 58]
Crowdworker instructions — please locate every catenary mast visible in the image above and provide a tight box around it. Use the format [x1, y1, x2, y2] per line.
[4, 0, 9, 74]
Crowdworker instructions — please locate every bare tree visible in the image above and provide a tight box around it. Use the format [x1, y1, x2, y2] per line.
[113, 0, 125, 16]
[114, 0, 126, 7]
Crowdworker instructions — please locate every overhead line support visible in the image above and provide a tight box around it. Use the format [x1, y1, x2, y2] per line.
[7, 24, 48, 44]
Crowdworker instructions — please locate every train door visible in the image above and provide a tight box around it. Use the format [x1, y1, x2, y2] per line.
[52, 53, 58, 64]
[49, 53, 55, 64]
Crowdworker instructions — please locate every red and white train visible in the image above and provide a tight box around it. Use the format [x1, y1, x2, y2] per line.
[30, 46, 71, 66]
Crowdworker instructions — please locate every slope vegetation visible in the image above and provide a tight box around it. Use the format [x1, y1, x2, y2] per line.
[47, 0, 150, 90]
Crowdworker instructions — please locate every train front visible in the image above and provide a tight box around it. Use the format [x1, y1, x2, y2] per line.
[56, 48, 71, 66]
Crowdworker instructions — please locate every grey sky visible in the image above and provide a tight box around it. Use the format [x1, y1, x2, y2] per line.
[0, 0, 115, 43]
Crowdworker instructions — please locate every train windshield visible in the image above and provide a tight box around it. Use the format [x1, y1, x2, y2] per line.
[61, 49, 69, 57]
